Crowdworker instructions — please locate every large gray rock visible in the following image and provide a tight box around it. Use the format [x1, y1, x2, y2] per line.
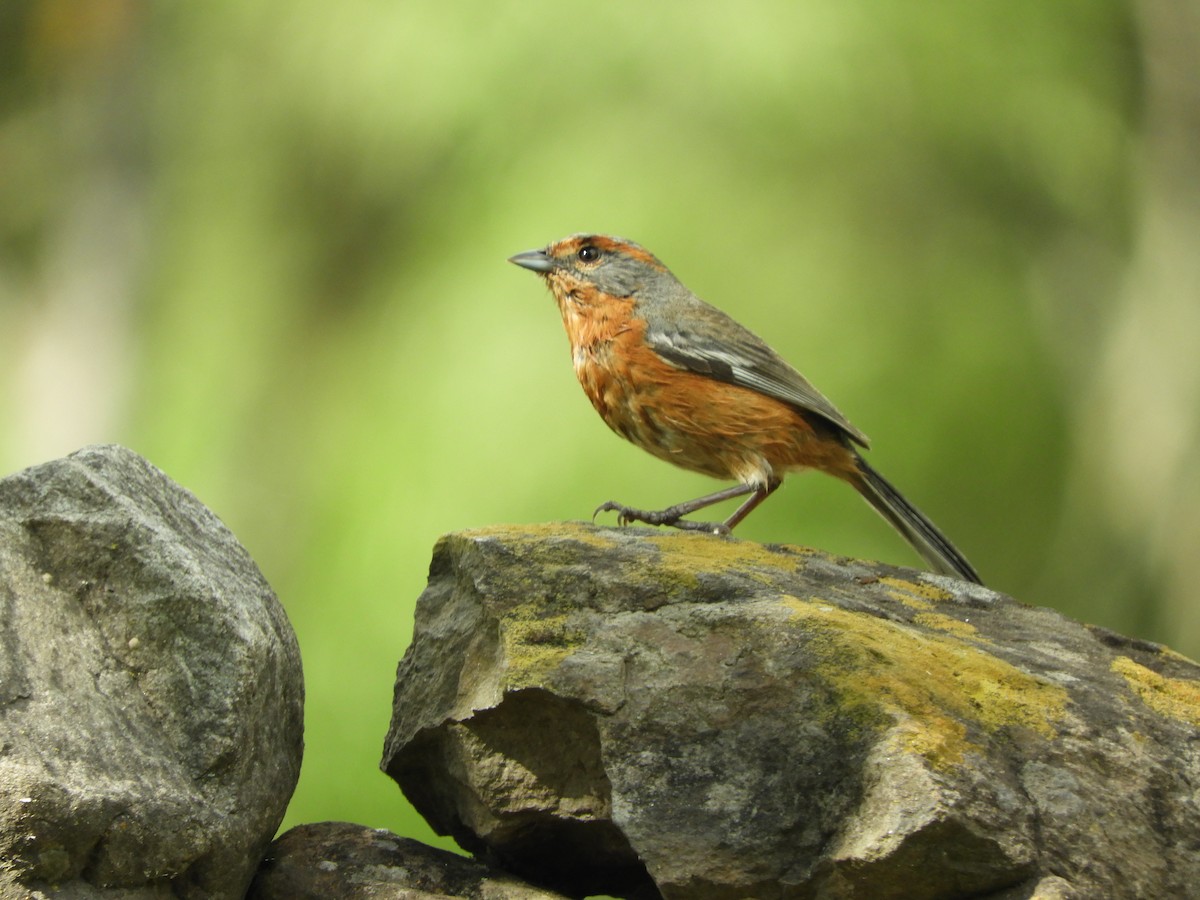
[249, 822, 569, 899]
[0, 445, 304, 899]
[382, 524, 1200, 900]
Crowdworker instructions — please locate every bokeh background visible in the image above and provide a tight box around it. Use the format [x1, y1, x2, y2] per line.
[2, 0, 1197, 848]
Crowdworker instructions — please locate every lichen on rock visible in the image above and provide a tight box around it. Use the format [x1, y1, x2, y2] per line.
[382, 523, 1200, 900]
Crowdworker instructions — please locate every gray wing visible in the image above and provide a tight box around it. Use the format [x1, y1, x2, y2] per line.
[644, 298, 870, 448]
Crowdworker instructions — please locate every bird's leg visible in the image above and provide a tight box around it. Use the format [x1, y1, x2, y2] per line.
[593, 484, 751, 533]
[721, 478, 780, 530]
[594, 480, 779, 535]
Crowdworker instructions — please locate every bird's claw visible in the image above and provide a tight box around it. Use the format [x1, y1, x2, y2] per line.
[593, 500, 648, 527]
[592, 501, 729, 535]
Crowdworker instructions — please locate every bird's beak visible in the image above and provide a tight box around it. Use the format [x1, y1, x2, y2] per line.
[508, 248, 555, 274]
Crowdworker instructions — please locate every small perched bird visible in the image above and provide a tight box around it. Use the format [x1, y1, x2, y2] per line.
[509, 234, 982, 584]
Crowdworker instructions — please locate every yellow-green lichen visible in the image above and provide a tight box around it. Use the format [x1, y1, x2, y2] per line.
[1111, 656, 1200, 728]
[877, 575, 984, 639]
[913, 611, 979, 639]
[466, 523, 819, 598]
[877, 575, 952, 610]
[780, 595, 1068, 769]
[642, 530, 819, 596]
[462, 521, 620, 551]
[462, 523, 815, 587]
[646, 529, 814, 574]
[499, 602, 586, 690]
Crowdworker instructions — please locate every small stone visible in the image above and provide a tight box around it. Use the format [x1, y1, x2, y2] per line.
[248, 822, 568, 899]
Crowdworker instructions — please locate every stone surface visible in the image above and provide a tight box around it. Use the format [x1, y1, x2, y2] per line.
[248, 821, 569, 899]
[382, 523, 1200, 900]
[0, 445, 304, 899]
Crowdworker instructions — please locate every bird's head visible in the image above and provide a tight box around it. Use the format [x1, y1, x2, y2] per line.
[509, 234, 674, 300]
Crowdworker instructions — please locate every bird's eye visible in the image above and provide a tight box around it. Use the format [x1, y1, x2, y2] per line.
[577, 245, 600, 263]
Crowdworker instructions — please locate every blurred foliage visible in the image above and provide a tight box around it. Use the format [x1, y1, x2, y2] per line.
[2, 0, 1197, 848]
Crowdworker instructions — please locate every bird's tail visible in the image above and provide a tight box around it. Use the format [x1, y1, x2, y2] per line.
[849, 455, 982, 584]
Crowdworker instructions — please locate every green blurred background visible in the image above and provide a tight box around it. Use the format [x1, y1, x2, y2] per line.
[2, 0, 1197, 848]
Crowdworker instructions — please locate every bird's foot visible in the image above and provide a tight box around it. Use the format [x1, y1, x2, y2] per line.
[592, 501, 730, 535]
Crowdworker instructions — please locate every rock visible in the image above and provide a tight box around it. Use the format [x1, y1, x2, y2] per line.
[248, 821, 569, 899]
[0, 445, 304, 899]
[381, 523, 1200, 900]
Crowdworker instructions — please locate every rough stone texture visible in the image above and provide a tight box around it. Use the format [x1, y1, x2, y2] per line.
[0, 445, 304, 899]
[382, 523, 1200, 900]
[249, 821, 569, 899]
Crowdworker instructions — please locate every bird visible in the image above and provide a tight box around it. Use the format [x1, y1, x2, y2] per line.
[508, 233, 982, 584]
